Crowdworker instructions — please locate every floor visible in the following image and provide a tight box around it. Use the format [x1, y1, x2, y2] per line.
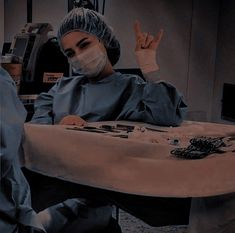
[116, 209, 188, 233]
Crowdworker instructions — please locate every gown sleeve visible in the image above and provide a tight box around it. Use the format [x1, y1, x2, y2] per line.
[117, 78, 187, 126]
[30, 82, 58, 124]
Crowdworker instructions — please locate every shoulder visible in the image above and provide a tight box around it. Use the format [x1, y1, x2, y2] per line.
[114, 72, 145, 84]
[0, 67, 16, 92]
[0, 67, 14, 85]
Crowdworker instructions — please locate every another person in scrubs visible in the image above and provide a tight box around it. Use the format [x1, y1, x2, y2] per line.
[0, 67, 45, 233]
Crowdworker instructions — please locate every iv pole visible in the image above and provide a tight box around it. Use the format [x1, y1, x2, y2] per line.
[27, 0, 32, 23]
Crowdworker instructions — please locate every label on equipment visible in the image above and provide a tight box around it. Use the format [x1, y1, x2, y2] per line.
[43, 72, 63, 83]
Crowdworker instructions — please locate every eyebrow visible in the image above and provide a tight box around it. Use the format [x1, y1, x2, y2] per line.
[64, 37, 89, 54]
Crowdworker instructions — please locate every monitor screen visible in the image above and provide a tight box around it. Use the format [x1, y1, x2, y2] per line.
[12, 36, 29, 58]
[221, 83, 235, 122]
[2, 42, 11, 55]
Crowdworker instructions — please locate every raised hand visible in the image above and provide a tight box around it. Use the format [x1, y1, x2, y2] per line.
[134, 20, 164, 74]
[134, 20, 164, 52]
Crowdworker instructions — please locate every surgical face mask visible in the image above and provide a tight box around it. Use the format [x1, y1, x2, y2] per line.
[69, 44, 107, 78]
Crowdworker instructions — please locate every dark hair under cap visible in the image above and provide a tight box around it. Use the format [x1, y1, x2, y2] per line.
[57, 7, 120, 66]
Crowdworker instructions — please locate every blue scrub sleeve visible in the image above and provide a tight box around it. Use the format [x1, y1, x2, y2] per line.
[118, 81, 187, 126]
[30, 83, 58, 124]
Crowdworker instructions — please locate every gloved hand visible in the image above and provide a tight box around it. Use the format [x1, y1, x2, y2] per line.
[134, 20, 163, 74]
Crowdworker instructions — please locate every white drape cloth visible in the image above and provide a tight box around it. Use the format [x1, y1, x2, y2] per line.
[22, 120, 235, 198]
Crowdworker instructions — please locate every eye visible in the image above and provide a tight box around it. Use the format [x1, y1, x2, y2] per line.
[79, 41, 91, 49]
[65, 50, 75, 58]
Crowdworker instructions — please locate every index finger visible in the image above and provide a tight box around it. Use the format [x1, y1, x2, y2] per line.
[134, 20, 142, 39]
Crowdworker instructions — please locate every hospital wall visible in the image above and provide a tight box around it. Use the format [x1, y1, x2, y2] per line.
[0, 0, 4, 53]
[3, 0, 235, 124]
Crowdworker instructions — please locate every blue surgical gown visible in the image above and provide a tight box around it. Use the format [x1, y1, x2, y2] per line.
[0, 67, 45, 232]
[31, 72, 187, 126]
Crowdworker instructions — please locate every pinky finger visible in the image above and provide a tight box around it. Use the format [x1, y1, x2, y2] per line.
[154, 29, 164, 47]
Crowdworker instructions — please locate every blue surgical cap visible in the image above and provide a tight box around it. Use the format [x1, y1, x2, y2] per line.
[57, 7, 120, 65]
